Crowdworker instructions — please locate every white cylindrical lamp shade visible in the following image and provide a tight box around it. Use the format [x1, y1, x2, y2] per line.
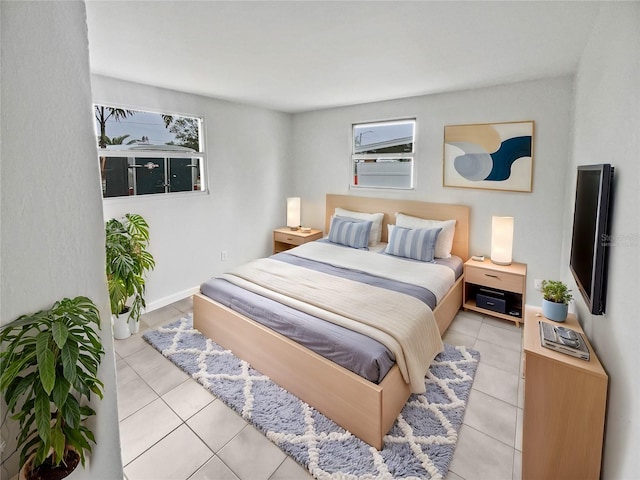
[491, 216, 514, 265]
[286, 197, 301, 229]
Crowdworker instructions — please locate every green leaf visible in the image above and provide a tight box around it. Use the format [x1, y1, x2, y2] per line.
[0, 351, 36, 393]
[51, 321, 69, 349]
[34, 385, 51, 444]
[77, 353, 99, 376]
[84, 328, 104, 352]
[61, 341, 79, 386]
[16, 408, 35, 444]
[34, 441, 50, 469]
[90, 381, 105, 400]
[79, 405, 96, 418]
[13, 398, 34, 426]
[0, 311, 44, 334]
[36, 337, 56, 395]
[5, 375, 27, 410]
[82, 425, 96, 444]
[63, 423, 91, 457]
[52, 376, 71, 411]
[51, 421, 66, 466]
[61, 395, 80, 429]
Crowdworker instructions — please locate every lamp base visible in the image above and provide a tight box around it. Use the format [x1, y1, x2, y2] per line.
[491, 259, 512, 266]
[288, 226, 299, 231]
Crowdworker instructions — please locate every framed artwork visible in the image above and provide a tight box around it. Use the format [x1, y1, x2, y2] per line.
[443, 121, 534, 192]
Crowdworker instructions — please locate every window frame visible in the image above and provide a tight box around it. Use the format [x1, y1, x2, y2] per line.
[350, 118, 417, 190]
[95, 105, 207, 200]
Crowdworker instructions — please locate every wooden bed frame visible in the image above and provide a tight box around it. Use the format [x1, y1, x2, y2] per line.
[193, 194, 469, 449]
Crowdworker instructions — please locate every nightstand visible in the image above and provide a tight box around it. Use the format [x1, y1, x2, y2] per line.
[463, 258, 527, 326]
[522, 306, 607, 479]
[273, 227, 323, 254]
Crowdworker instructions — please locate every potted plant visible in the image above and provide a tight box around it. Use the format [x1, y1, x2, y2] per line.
[105, 213, 155, 338]
[541, 280, 573, 322]
[0, 296, 105, 480]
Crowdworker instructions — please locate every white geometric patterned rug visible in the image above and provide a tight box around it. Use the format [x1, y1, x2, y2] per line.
[143, 315, 480, 480]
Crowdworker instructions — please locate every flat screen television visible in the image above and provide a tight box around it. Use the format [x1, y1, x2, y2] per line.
[569, 163, 614, 315]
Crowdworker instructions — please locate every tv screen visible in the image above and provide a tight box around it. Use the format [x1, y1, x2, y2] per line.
[569, 164, 614, 315]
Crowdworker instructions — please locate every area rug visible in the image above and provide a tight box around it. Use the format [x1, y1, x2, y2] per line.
[143, 315, 480, 480]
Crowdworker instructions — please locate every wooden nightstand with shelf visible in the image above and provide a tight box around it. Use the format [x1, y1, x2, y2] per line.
[273, 227, 323, 254]
[463, 258, 527, 326]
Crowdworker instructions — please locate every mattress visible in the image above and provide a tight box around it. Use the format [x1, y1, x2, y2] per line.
[200, 242, 462, 384]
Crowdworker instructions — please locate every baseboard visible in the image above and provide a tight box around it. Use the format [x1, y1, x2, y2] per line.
[145, 286, 200, 313]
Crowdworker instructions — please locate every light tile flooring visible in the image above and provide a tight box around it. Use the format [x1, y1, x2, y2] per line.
[116, 298, 524, 480]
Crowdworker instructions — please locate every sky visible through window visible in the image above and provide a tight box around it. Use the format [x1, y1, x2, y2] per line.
[101, 111, 175, 144]
[94, 106, 200, 150]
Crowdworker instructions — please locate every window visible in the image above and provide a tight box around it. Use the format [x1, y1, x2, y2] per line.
[95, 105, 205, 198]
[351, 119, 416, 189]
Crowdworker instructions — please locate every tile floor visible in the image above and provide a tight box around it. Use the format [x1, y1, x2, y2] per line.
[116, 298, 524, 480]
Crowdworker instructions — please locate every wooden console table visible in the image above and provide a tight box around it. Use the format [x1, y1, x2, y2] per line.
[522, 306, 608, 480]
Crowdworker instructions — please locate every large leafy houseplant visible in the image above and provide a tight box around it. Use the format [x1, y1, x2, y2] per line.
[105, 213, 155, 325]
[0, 296, 104, 479]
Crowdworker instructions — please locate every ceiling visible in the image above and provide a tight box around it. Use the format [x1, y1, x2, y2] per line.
[85, 1, 601, 113]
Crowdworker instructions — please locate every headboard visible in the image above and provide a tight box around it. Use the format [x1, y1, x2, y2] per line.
[325, 194, 470, 261]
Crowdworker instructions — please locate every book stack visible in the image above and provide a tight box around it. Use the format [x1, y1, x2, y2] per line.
[539, 321, 590, 361]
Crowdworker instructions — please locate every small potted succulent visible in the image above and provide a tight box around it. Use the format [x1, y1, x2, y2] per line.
[541, 280, 573, 322]
[0, 296, 105, 480]
[105, 213, 155, 338]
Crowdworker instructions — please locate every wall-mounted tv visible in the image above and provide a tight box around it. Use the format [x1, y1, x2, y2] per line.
[569, 164, 614, 315]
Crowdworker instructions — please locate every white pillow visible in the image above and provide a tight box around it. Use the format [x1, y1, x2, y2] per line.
[335, 208, 384, 246]
[395, 213, 456, 258]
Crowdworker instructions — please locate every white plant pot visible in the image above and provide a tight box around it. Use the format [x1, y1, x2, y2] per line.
[20, 446, 85, 480]
[129, 316, 140, 334]
[112, 312, 131, 340]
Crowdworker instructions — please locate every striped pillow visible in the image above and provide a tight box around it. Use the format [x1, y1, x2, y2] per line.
[385, 226, 442, 262]
[335, 208, 384, 246]
[328, 216, 373, 249]
[395, 213, 456, 258]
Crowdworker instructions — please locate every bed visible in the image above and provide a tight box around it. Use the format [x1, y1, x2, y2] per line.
[193, 194, 469, 449]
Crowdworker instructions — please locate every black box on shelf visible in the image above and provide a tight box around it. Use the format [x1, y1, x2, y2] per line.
[476, 288, 507, 314]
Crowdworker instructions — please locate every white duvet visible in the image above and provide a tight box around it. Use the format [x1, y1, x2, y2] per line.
[289, 241, 456, 303]
[221, 241, 449, 393]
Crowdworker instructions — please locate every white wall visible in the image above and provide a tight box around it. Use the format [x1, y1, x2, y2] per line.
[92, 76, 292, 310]
[562, 3, 640, 478]
[0, 2, 122, 479]
[291, 77, 575, 303]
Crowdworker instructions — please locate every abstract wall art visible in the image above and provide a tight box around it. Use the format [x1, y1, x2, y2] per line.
[443, 121, 534, 192]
